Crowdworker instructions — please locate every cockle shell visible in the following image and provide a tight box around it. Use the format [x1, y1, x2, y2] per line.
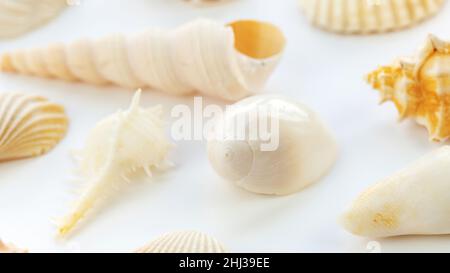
[0, 0, 67, 39]
[135, 231, 226, 253]
[367, 35, 450, 141]
[207, 95, 338, 195]
[0, 240, 27, 253]
[0, 92, 68, 162]
[299, 0, 446, 34]
[0, 19, 286, 101]
[342, 146, 450, 237]
[58, 90, 173, 237]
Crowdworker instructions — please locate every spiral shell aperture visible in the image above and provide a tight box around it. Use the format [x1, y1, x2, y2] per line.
[0, 19, 286, 101]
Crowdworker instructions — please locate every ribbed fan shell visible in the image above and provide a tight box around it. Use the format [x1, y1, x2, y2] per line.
[299, 0, 446, 34]
[0, 92, 68, 162]
[136, 231, 226, 253]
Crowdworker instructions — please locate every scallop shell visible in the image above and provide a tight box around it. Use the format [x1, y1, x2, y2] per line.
[367, 35, 450, 141]
[0, 92, 68, 162]
[135, 231, 226, 253]
[299, 0, 446, 34]
[0, 0, 67, 39]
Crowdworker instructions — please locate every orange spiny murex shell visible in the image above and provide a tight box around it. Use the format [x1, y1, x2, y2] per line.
[367, 35, 450, 141]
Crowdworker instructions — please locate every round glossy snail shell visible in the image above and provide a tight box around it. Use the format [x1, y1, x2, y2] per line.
[207, 95, 338, 195]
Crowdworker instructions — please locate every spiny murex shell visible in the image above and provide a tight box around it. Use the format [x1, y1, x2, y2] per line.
[207, 95, 338, 195]
[342, 146, 450, 238]
[299, 0, 446, 34]
[0, 239, 27, 253]
[135, 231, 226, 253]
[367, 35, 450, 141]
[0, 92, 68, 162]
[0, 19, 286, 101]
[58, 90, 173, 236]
[0, 0, 67, 39]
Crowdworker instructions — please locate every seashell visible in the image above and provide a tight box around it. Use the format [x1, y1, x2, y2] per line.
[0, 19, 286, 101]
[298, 0, 446, 34]
[207, 95, 338, 195]
[0, 0, 67, 39]
[0, 239, 27, 253]
[58, 90, 173, 237]
[0, 92, 68, 162]
[367, 35, 450, 141]
[135, 231, 226, 253]
[342, 146, 450, 238]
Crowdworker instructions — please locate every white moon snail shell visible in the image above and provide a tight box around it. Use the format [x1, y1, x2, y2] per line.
[207, 95, 338, 195]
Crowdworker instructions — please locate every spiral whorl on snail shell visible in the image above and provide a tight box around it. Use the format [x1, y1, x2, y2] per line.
[207, 95, 338, 195]
[0, 92, 68, 162]
[135, 231, 226, 253]
[0, 19, 286, 101]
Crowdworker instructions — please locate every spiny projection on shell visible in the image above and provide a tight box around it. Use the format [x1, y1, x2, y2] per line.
[58, 90, 173, 237]
[367, 35, 450, 141]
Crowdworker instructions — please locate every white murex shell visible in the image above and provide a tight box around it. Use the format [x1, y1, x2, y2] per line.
[135, 231, 226, 253]
[342, 146, 450, 238]
[299, 0, 446, 34]
[0, 19, 286, 101]
[207, 95, 338, 195]
[0, 0, 67, 39]
[58, 90, 173, 236]
[0, 92, 68, 162]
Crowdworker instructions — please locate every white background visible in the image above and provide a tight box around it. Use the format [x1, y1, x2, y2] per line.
[1, 0, 450, 253]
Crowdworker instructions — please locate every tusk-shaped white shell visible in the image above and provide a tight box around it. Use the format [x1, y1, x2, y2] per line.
[342, 146, 450, 238]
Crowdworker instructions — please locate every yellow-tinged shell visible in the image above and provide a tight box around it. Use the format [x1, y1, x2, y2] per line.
[0, 92, 68, 162]
[299, 0, 446, 34]
[367, 35, 450, 141]
[0, 240, 28, 253]
[135, 231, 226, 253]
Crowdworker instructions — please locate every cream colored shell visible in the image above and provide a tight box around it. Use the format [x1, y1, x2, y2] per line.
[207, 95, 338, 195]
[58, 90, 173, 237]
[135, 231, 226, 253]
[342, 146, 450, 238]
[0, 240, 27, 253]
[0, 0, 66, 39]
[299, 0, 446, 34]
[367, 35, 450, 141]
[0, 92, 68, 162]
[0, 19, 286, 101]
